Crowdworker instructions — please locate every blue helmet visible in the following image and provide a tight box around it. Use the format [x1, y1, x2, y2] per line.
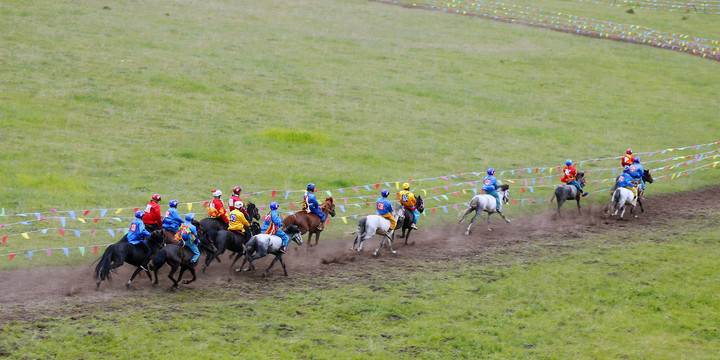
[487, 168, 495, 176]
[623, 165, 630, 172]
[185, 213, 195, 221]
[565, 159, 572, 166]
[270, 202, 279, 210]
[634, 157, 640, 163]
[169, 199, 179, 208]
[135, 210, 144, 219]
[381, 189, 390, 197]
[307, 183, 315, 191]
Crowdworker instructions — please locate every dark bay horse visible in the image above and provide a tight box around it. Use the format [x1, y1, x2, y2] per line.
[237, 225, 303, 277]
[151, 231, 216, 289]
[203, 221, 261, 272]
[282, 197, 336, 247]
[199, 203, 258, 257]
[549, 172, 586, 217]
[94, 230, 165, 290]
[396, 195, 424, 245]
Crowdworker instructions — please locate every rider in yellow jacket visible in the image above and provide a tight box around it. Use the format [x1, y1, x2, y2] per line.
[397, 183, 419, 230]
[228, 201, 250, 237]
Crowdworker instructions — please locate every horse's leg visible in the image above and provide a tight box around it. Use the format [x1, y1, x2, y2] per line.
[556, 197, 566, 217]
[373, 235, 387, 256]
[404, 228, 411, 245]
[487, 212, 493, 231]
[264, 255, 282, 276]
[466, 210, 481, 235]
[638, 198, 644, 213]
[386, 233, 396, 255]
[576, 197, 582, 213]
[358, 234, 367, 252]
[127, 267, 144, 290]
[167, 264, 179, 289]
[183, 266, 198, 284]
[229, 252, 244, 271]
[497, 210, 511, 223]
[458, 207, 473, 224]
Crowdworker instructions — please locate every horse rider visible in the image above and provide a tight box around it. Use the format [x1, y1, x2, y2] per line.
[128, 210, 152, 262]
[627, 157, 646, 197]
[228, 200, 250, 241]
[621, 148, 635, 167]
[616, 165, 638, 201]
[561, 159, 589, 197]
[162, 199, 184, 233]
[303, 183, 325, 231]
[142, 194, 163, 232]
[261, 202, 289, 253]
[175, 213, 200, 263]
[377, 189, 397, 236]
[229, 186, 251, 220]
[396, 182, 419, 230]
[207, 189, 230, 224]
[482, 168, 505, 216]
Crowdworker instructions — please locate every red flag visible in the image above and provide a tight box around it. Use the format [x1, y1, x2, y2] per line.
[521, 187, 526, 193]
[512, 200, 518, 206]
[1, 236, 6, 245]
[433, 188, 439, 194]
[58, 229, 65, 236]
[289, 203, 296, 210]
[83, 210, 90, 216]
[453, 192, 460, 197]
[203, 201, 209, 208]
[271, 190, 277, 199]
[94, 218, 99, 223]
[375, 184, 380, 190]
[8, 254, 15, 261]
[134, 207, 139, 213]
[431, 208, 436, 215]
[93, 246, 98, 255]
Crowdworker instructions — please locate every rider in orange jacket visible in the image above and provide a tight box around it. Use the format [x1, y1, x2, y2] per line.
[207, 189, 229, 223]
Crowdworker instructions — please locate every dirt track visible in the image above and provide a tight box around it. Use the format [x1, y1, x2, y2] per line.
[1, 185, 719, 323]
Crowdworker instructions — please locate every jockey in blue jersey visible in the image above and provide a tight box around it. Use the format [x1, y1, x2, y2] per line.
[175, 213, 200, 263]
[376, 189, 396, 236]
[162, 199, 184, 233]
[482, 168, 504, 214]
[262, 202, 289, 253]
[617, 166, 638, 201]
[627, 157, 646, 193]
[128, 210, 152, 255]
[303, 183, 325, 231]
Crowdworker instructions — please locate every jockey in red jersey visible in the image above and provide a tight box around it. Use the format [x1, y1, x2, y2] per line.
[142, 194, 163, 232]
[228, 186, 250, 220]
[560, 159, 588, 197]
[621, 148, 635, 167]
[207, 189, 229, 223]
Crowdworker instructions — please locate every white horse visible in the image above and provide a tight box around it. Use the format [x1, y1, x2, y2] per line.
[458, 184, 511, 234]
[607, 187, 637, 219]
[236, 225, 303, 276]
[349, 202, 405, 256]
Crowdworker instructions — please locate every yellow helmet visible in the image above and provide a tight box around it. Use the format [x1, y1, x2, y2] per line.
[402, 182, 410, 190]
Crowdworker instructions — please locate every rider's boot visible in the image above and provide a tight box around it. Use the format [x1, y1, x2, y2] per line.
[410, 223, 418, 230]
[279, 246, 286, 254]
[316, 223, 324, 231]
[582, 192, 589, 197]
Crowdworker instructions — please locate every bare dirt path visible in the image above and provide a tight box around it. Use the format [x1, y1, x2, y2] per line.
[1, 185, 718, 323]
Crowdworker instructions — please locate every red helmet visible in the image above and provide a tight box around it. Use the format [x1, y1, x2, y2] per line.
[152, 194, 161, 201]
[626, 148, 632, 154]
[233, 186, 242, 195]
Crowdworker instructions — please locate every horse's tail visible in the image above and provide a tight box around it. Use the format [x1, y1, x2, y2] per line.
[549, 192, 556, 203]
[152, 248, 167, 272]
[459, 206, 473, 217]
[612, 189, 622, 204]
[94, 244, 115, 282]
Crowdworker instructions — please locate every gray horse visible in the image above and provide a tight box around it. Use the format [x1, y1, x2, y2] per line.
[236, 225, 303, 276]
[549, 171, 586, 216]
[457, 184, 511, 234]
[349, 202, 405, 256]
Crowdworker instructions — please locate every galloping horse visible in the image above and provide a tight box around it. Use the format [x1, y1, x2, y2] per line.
[458, 184, 511, 234]
[199, 203, 259, 260]
[349, 202, 405, 256]
[203, 221, 261, 272]
[236, 225, 303, 277]
[549, 172, 586, 216]
[607, 187, 636, 218]
[611, 170, 653, 213]
[151, 230, 216, 289]
[282, 197, 336, 247]
[396, 195, 424, 245]
[94, 230, 165, 290]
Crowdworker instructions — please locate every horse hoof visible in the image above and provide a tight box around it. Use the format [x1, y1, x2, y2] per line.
[372, 252, 378, 257]
[125, 283, 131, 290]
[487, 228, 493, 232]
[391, 250, 397, 255]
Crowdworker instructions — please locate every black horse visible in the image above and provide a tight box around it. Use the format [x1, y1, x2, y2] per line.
[203, 221, 261, 272]
[611, 169, 654, 212]
[396, 195, 424, 245]
[549, 172, 587, 217]
[150, 226, 216, 289]
[94, 229, 165, 290]
[199, 203, 259, 254]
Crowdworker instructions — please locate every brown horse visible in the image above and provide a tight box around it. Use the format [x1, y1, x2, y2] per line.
[282, 197, 336, 247]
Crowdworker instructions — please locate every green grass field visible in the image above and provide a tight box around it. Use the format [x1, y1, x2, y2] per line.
[1, 0, 719, 357]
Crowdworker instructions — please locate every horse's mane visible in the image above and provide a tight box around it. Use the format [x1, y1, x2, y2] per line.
[498, 184, 510, 191]
[324, 197, 334, 204]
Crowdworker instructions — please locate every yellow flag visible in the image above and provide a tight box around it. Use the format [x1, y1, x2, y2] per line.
[22, 233, 29, 239]
[395, 182, 399, 190]
[78, 218, 86, 223]
[187, 203, 193, 211]
[422, 189, 427, 196]
[115, 208, 123, 214]
[341, 217, 347, 224]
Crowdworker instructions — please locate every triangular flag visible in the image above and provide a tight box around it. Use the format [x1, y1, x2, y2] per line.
[68, 210, 76, 220]
[45, 248, 52, 256]
[21, 233, 29, 239]
[93, 246, 98, 255]
[58, 229, 65, 236]
[100, 209, 107, 217]
[271, 190, 277, 198]
[62, 248, 69, 257]
[60, 217, 66, 227]
[9, 254, 16, 261]
[28, 251, 34, 260]
[41, 229, 48, 234]
[83, 210, 90, 216]
[74, 230, 81, 237]
[187, 203, 193, 211]
[78, 218, 86, 223]
[1, 236, 6, 245]
[79, 247, 85, 256]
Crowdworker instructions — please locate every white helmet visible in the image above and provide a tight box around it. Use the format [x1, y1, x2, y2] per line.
[235, 200, 244, 209]
[212, 189, 222, 197]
